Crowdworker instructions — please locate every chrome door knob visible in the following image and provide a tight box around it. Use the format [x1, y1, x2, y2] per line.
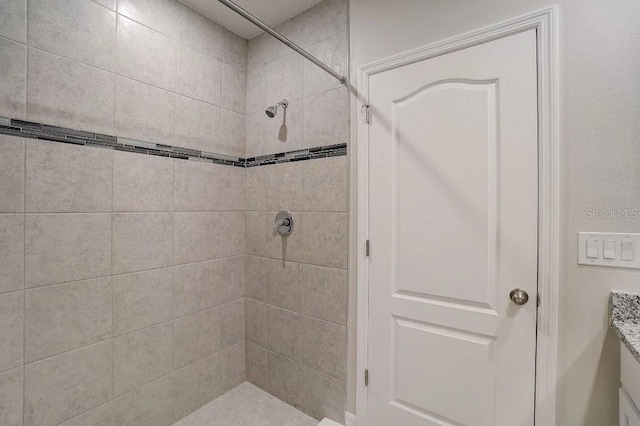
[509, 289, 529, 305]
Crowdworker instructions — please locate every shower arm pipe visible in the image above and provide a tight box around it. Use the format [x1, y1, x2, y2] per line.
[217, 0, 348, 85]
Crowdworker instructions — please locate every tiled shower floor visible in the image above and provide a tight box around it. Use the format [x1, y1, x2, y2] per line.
[173, 382, 318, 426]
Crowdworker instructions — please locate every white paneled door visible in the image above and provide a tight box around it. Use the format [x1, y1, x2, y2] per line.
[366, 30, 538, 426]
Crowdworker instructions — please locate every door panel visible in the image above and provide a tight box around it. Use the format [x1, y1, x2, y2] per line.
[367, 30, 538, 426]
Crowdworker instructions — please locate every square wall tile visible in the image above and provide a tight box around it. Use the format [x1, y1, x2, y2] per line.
[245, 298, 266, 346]
[266, 258, 304, 313]
[0, 135, 25, 213]
[303, 34, 347, 98]
[28, 0, 116, 71]
[0, 38, 26, 120]
[301, 316, 346, 379]
[246, 64, 267, 115]
[302, 156, 348, 212]
[28, 48, 115, 135]
[24, 341, 113, 426]
[222, 29, 247, 70]
[302, 366, 345, 423]
[220, 212, 245, 257]
[25, 213, 111, 288]
[265, 162, 303, 211]
[266, 305, 303, 361]
[245, 112, 266, 157]
[112, 213, 173, 274]
[25, 277, 111, 362]
[245, 255, 267, 301]
[220, 255, 244, 304]
[219, 165, 245, 211]
[112, 268, 174, 336]
[0, 215, 24, 293]
[220, 299, 245, 349]
[174, 260, 220, 317]
[302, 264, 347, 326]
[113, 322, 174, 396]
[113, 150, 173, 212]
[175, 95, 221, 153]
[302, 212, 348, 269]
[220, 108, 245, 157]
[221, 64, 246, 114]
[266, 350, 303, 409]
[267, 53, 303, 104]
[0, 0, 26, 43]
[174, 212, 220, 265]
[58, 402, 113, 426]
[172, 353, 221, 420]
[111, 375, 174, 426]
[117, 15, 176, 91]
[292, 0, 346, 47]
[0, 367, 23, 426]
[0, 292, 23, 372]
[174, 307, 220, 369]
[115, 77, 174, 145]
[221, 341, 245, 393]
[246, 341, 266, 390]
[177, 43, 222, 106]
[245, 166, 265, 211]
[118, 0, 178, 38]
[302, 88, 349, 149]
[245, 211, 266, 257]
[26, 140, 113, 213]
[176, 2, 225, 60]
[174, 159, 219, 212]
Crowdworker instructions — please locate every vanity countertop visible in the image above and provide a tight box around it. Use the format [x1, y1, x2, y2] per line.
[610, 291, 640, 363]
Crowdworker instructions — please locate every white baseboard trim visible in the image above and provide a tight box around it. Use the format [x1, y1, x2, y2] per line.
[345, 412, 357, 426]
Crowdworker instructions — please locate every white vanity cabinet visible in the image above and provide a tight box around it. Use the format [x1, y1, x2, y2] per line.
[621, 343, 640, 425]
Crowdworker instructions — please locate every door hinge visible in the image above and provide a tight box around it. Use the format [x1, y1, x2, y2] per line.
[365, 240, 370, 257]
[365, 369, 369, 386]
[363, 104, 371, 124]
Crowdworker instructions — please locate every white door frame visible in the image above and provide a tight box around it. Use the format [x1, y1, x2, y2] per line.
[353, 6, 559, 425]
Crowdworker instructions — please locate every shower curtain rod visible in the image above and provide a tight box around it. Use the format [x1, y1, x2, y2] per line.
[217, 0, 348, 85]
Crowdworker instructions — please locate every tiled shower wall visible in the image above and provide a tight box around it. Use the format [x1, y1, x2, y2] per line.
[243, 0, 350, 423]
[0, 0, 248, 425]
[0, 0, 247, 156]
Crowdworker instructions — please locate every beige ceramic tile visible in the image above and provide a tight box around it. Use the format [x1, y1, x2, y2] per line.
[111, 375, 175, 426]
[173, 159, 219, 212]
[266, 350, 303, 409]
[174, 307, 220, 369]
[0, 0, 26, 43]
[245, 211, 266, 257]
[220, 341, 246, 393]
[24, 341, 113, 426]
[245, 255, 267, 302]
[174, 212, 220, 265]
[0, 292, 23, 372]
[265, 211, 303, 262]
[245, 298, 266, 346]
[175, 95, 221, 153]
[222, 29, 247, 70]
[218, 166, 245, 211]
[112, 267, 174, 336]
[0, 38, 26, 119]
[302, 88, 349, 149]
[174, 260, 220, 317]
[112, 212, 173, 274]
[0, 135, 25, 213]
[177, 43, 222, 106]
[0, 367, 23, 426]
[118, 0, 177, 37]
[265, 162, 303, 211]
[25, 277, 111, 362]
[220, 212, 245, 257]
[26, 140, 112, 213]
[0, 214, 24, 293]
[302, 212, 348, 268]
[220, 299, 245, 349]
[176, 2, 225, 60]
[302, 264, 347, 325]
[220, 255, 244, 304]
[302, 156, 348, 212]
[219, 108, 245, 157]
[266, 305, 303, 361]
[113, 150, 173, 212]
[221, 64, 246, 115]
[28, 0, 116, 71]
[302, 366, 345, 423]
[265, 258, 304, 313]
[301, 316, 346, 379]
[28, 49, 115, 134]
[245, 341, 266, 390]
[245, 166, 265, 211]
[25, 213, 111, 287]
[172, 352, 221, 420]
[303, 33, 347, 97]
[58, 401, 113, 426]
[267, 53, 303, 104]
[113, 322, 174, 396]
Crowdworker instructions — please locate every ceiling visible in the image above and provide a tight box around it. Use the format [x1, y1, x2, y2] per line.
[179, 0, 325, 39]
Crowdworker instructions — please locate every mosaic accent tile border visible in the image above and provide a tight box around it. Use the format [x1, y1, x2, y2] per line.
[0, 117, 347, 167]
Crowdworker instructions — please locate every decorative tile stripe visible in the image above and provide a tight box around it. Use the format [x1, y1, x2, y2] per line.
[0, 116, 346, 167]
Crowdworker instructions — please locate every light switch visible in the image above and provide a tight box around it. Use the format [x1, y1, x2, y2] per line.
[586, 239, 599, 258]
[604, 240, 616, 259]
[622, 241, 635, 261]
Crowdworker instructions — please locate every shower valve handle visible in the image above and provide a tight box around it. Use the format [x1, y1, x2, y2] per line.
[273, 211, 294, 237]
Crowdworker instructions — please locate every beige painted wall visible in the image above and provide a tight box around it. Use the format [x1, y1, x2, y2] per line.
[347, 0, 640, 424]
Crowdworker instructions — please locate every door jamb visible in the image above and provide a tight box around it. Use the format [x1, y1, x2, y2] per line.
[353, 6, 559, 425]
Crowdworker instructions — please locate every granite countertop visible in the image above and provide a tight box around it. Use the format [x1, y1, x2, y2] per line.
[610, 291, 640, 363]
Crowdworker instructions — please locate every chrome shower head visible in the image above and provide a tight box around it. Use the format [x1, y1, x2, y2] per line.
[265, 99, 289, 118]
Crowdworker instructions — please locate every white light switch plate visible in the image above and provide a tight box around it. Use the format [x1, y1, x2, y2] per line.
[578, 232, 640, 269]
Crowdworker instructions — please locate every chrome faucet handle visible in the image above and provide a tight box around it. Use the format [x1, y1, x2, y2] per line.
[273, 211, 294, 237]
